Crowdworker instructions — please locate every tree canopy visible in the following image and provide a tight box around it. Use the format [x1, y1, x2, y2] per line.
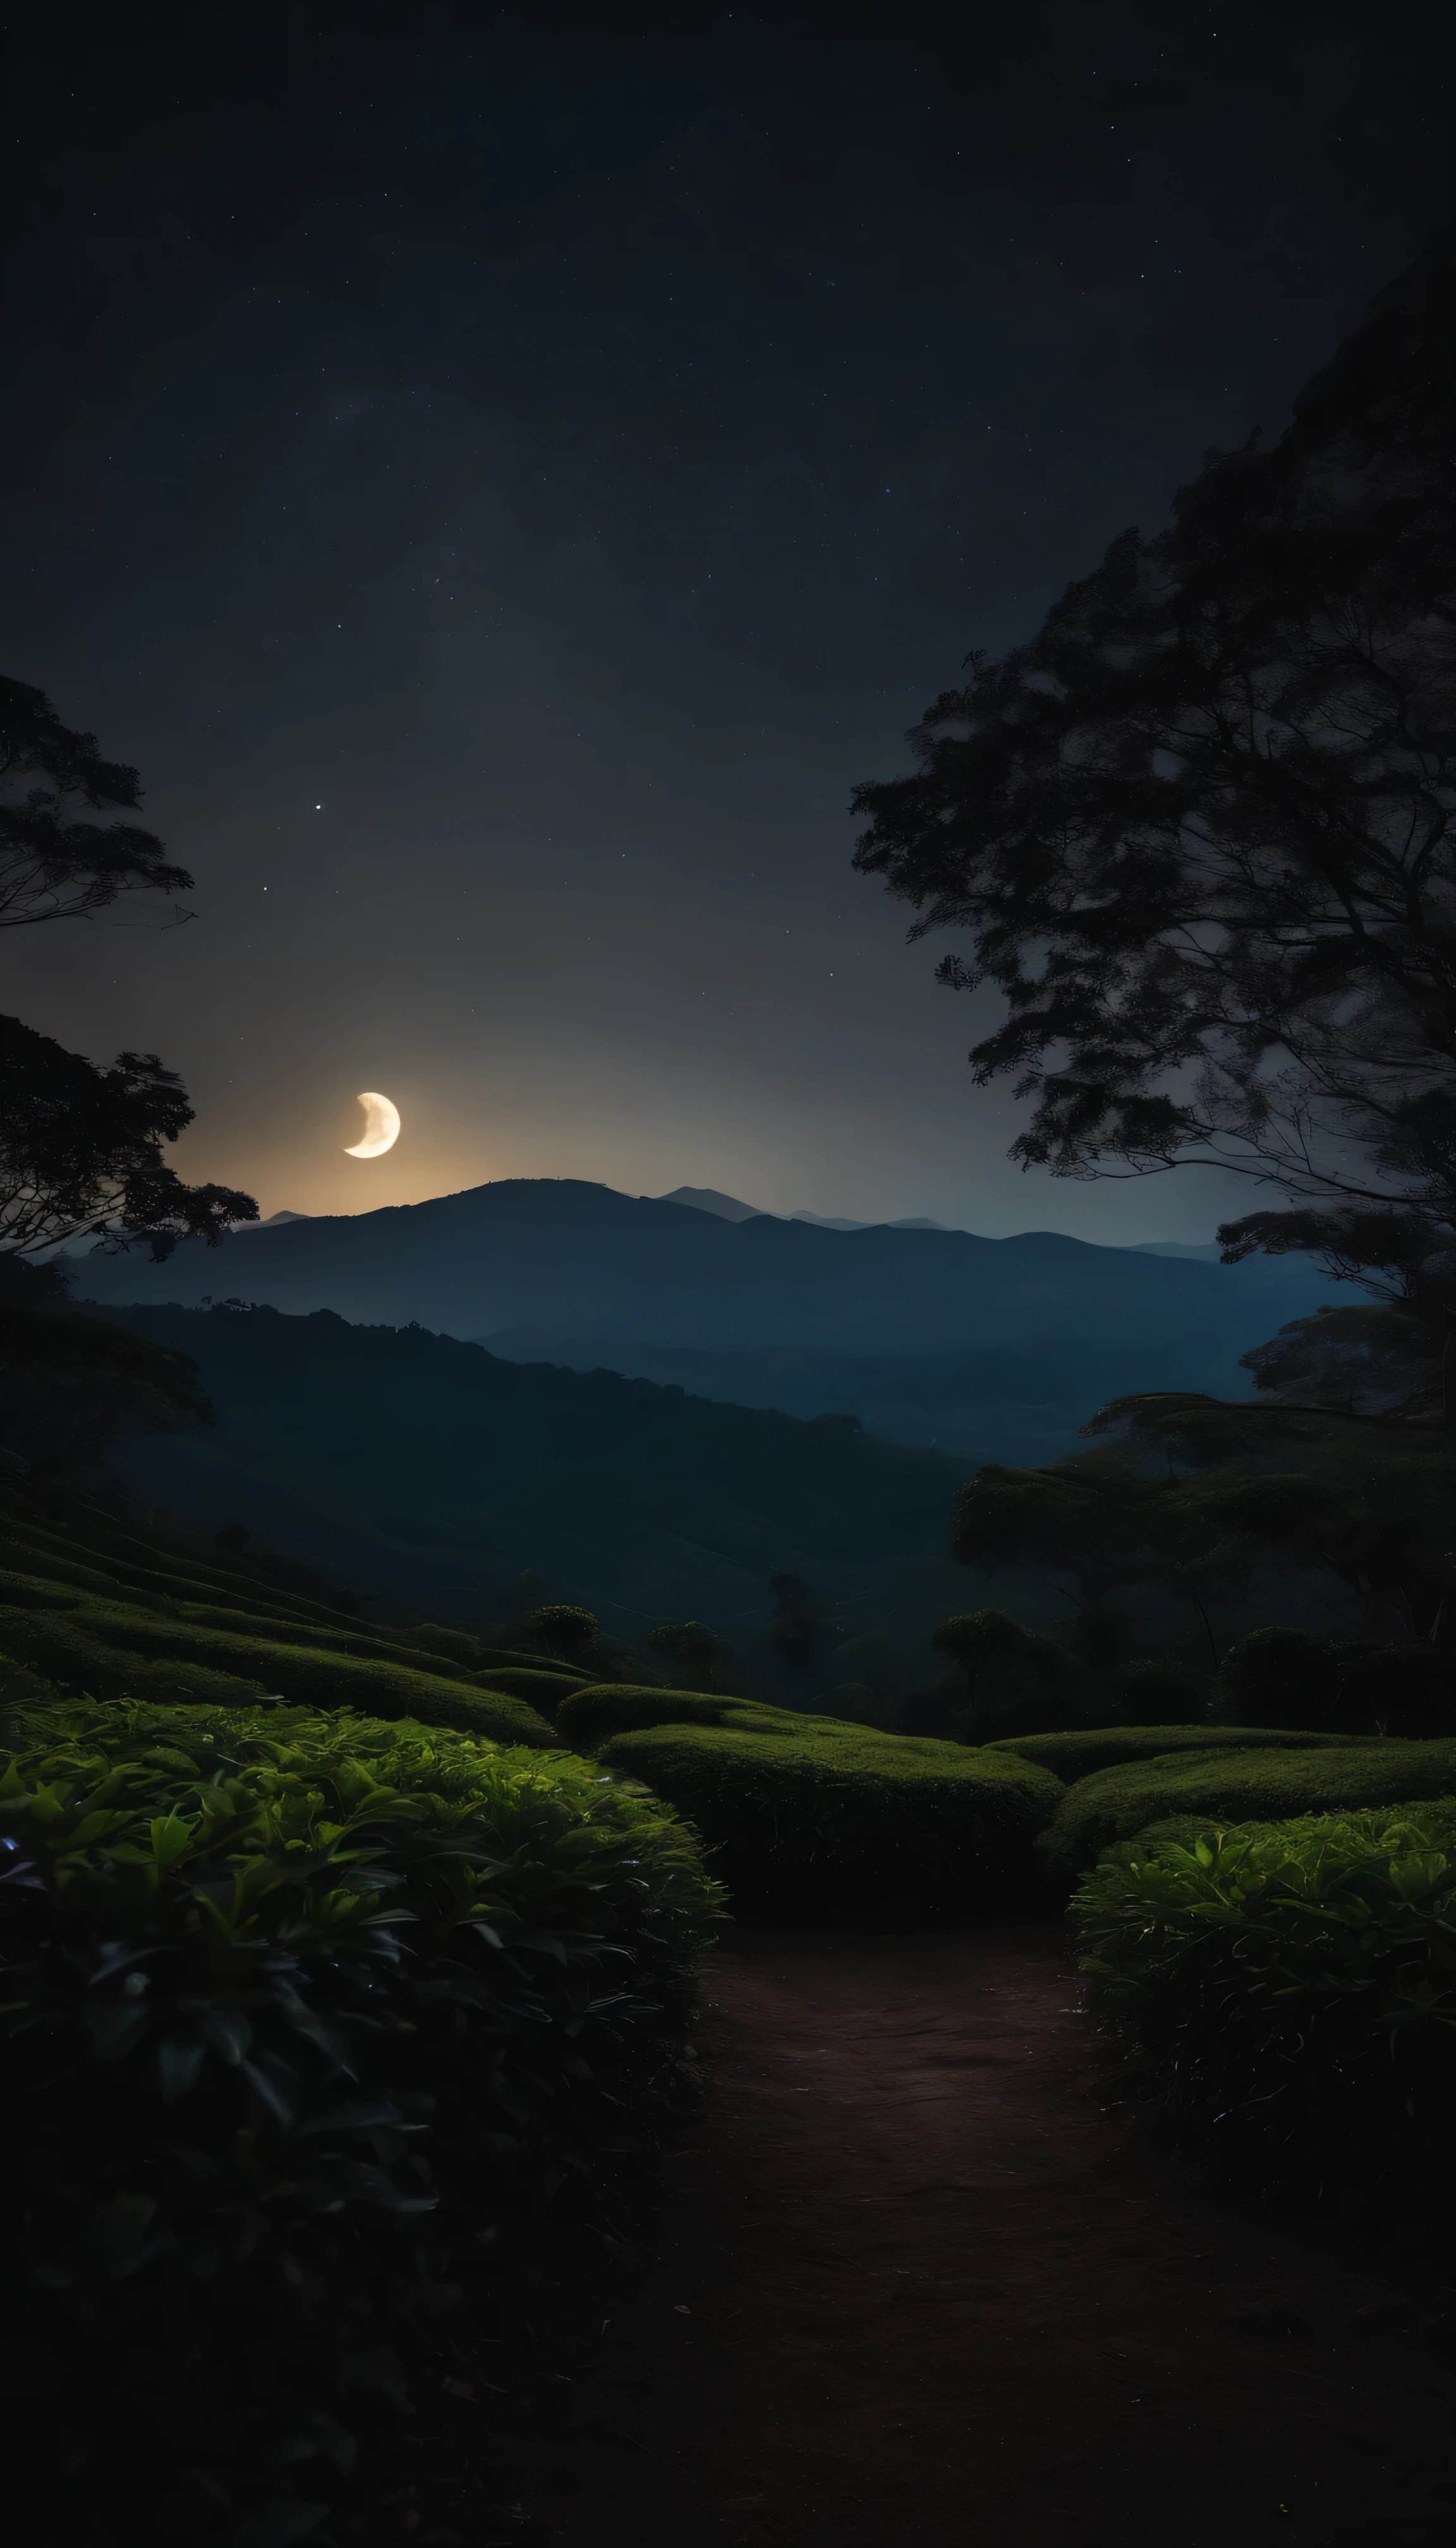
[954, 1392, 1456, 1653]
[0, 1014, 257, 1259]
[851, 228, 1456, 1299]
[0, 675, 193, 928]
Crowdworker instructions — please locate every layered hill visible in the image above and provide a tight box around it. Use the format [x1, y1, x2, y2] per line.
[76, 1179, 1336, 1460]
[95, 1300, 983, 1685]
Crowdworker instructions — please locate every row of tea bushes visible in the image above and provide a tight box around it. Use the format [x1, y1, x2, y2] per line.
[1076, 1805, 1456, 2202]
[600, 1722, 1062, 1919]
[0, 1579, 560, 1744]
[559, 1684, 1062, 1917]
[1040, 1735, 1456, 1879]
[985, 1723, 1361, 1783]
[557, 1686, 1456, 1918]
[0, 1504, 590, 1728]
[1, 1692, 721, 2547]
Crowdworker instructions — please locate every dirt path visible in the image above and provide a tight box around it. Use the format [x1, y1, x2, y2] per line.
[526, 1926, 1456, 2548]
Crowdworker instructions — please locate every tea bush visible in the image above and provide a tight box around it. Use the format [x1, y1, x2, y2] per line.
[987, 1724, 1359, 1782]
[1075, 1805, 1456, 2199]
[0, 1591, 557, 1744]
[597, 1721, 1064, 1917]
[409, 1622, 590, 1682]
[472, 1663, 591, 1708]
[556, 1683, 878, 1748]
[1041, 1738, 1456, 1880]
[0, 1692, 720, 2545]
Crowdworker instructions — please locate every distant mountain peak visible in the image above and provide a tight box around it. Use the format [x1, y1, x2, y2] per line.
[792, 1211, 951, 1233]
[656, 1186, 775, 1223]
[659, 1189, 953, 1234]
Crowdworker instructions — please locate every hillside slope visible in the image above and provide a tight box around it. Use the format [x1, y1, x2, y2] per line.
[97, 1302, 983, 1679]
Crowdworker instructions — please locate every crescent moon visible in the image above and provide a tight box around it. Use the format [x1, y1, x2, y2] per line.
[344, 1091, 401, 1158]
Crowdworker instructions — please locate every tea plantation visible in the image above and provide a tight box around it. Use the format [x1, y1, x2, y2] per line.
[0, 1496, 582, 1740]
[12, 1493, 1456, 2537]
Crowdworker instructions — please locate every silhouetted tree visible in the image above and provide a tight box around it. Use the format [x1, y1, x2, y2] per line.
[527, 1602, 598, 1662]
[961, 1391, 1456, 1653]
[0, 1252, 209, 1477]
[1241, 1302, 1440, 1422]
[851, 229, 1456, 1298]
[932, 1608, 1083, 1738]
[0, 676, 193, 928]
[0, 1014, 257, 1260]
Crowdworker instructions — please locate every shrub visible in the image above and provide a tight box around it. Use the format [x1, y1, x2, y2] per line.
[129, 1597, 490, 1682]
[1040, 1737, 1456, 1879]
[527, 1601, 599, 1661]
[596, 1721, 1064, 1917]
[471, 1664, 590, 1709]
[410, 1623, 593, 1683]
[556, 1684, 882, 1750]
[1075, 1805, 1456, 2200]
[407, 1620, 484, 1664]
[0, 1597, 557, 1745]
[0, 1517, 353, 1630]
[987, 1723, 1359, 1782]
[0, 1692, 720, 2545]
[560, 1682, 737, 1744]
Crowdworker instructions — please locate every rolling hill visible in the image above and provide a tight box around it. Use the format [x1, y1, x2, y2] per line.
[93, 1300, 988, 1693]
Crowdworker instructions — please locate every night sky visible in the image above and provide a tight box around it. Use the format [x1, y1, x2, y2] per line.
[5, 2, 1453, 1239]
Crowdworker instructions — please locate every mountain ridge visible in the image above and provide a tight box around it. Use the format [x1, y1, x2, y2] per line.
[76, 1177, 1337, 1371]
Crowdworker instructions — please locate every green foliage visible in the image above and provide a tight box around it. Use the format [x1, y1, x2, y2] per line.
[986, 1723, 1358, 1782]
[0, 1503, 362, 1628]
[1041, 1737, 1456, 1879]
[555, 1682, 879, 1750]
[596, 1721, 1064, 1919]
[528, 1601, 599, 1659]
[406, 1623, 585, 1680]
[1074, 1803, 1456, 2199]
[406, 1620, 485, 1664]
[470, 1663, 590, 1708]
[1, 1692, 720, 2544]
[0, 1589, 557, 1745]
[0, 1506, 569, 1742]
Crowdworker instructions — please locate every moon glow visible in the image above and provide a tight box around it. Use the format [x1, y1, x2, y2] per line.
[344, 1091, 401, 1158]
